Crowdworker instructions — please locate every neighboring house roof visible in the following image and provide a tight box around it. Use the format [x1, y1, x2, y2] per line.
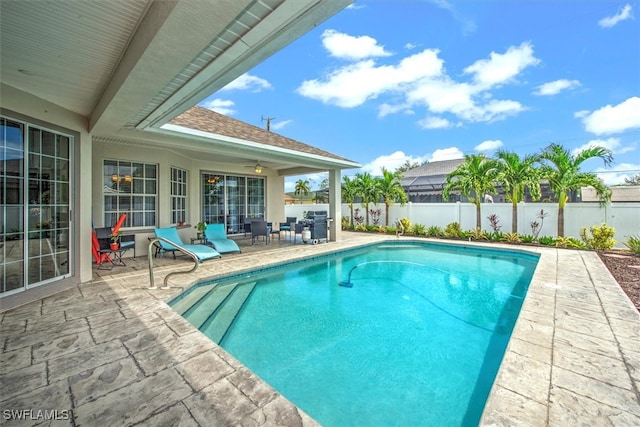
[170, 106, 353, 163]
[403, 158, 465, 177]
[402, 158, 465, 188]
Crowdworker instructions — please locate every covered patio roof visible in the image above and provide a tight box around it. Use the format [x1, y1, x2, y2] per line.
[1, 0, 356, 171]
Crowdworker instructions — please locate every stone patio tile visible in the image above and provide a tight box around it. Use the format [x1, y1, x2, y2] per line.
[519, 294, 555, 318]
[607, 314, 640, 340]
[134, 402, 199, 427]
[40, 287, 83, 307]
[155, 305, 202, 336]
[491, 350, 550, 405]
[0, 346, 31, 374]
[553, 315, 616, 342]
[0, 362, 47, 399]
[0, 380, 72, 427]
[23, 311, 68, 333]
[132, 332, 215, 376]
[0, 317, 26, 335]
[553, 327, 620, 359]
[59, 299, 121, 321]
[68, 357, 145, 407]
[505, 337, 552, 364]
[227, 366, 282, 409]
[554, 287, 601, 306]
[549, 384, 640, 426]
[120, 322, 177, 353]
[86, 309, 126, 329]
[510, 317, 553, 348]
[89, 312, 163, 344]
[600, 300, 640, 321]
[32, 331, 95, 363]
[480, 384, 548, 427]
[263, 395, 320, 426]
[552, 365, 640, 415]
[174, 350, 235, 392]
[73, 368, 193, 426]
[4, 318, 89, 351]
[553, 342, 634, 390]
[183, 378, 265, 426]
[47, 340, 129, 383]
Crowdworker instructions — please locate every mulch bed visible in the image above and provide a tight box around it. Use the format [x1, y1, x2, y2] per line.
[598, 251, 640, 312]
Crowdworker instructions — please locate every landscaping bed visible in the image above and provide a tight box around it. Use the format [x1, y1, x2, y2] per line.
[598, 251, 640, 312]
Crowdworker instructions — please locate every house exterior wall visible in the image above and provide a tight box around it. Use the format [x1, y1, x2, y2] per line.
[1, 84, 93, 285]
[92, 141, 285, 257]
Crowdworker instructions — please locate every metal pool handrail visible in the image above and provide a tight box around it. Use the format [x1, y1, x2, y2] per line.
[148, 237, 200, 289]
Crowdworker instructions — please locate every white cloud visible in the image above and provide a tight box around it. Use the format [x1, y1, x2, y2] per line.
[297, 49, 443, 107]
[594, 163, 640, 186]
[200, 98, 236, 115]
[405, 42, 417, 50]
[598, 4, 634, 28]
[220, 73, 271, 92]
[360, 151, 427, 175]
[298, 39, 537, 125]
[572, 137, 636, 156]
[475, 139, 503, 152]
[581, 97, 640, 135]
[429, 147, 464, 161]
[321, 29, 392, 61]
[418, 116, 454, 129]
[463, 42, 540, 89]
[533, 79, 581, 96]
[271, 119, 293, 131]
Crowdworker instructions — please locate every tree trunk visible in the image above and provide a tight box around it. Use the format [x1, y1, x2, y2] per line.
[512, 202, 517, 233]
[558, 207, 564, 237]
[385, 203, 390, 226]
[476, 202, 481, 231]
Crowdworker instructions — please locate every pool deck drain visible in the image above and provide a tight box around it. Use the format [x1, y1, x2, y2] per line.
[1, 232, 638, 425]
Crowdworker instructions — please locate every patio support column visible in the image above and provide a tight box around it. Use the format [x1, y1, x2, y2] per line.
[328, 168, 342, 242]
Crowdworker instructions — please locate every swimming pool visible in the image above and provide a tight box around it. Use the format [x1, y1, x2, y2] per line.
[170, 241, 538, 426]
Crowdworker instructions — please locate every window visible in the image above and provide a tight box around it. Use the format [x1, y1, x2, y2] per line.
[103, 160, 156, 228]
[170, 167, 187, 224]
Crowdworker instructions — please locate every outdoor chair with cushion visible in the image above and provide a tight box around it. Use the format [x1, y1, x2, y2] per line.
[204, 223, 241, 254]
[154, 228, 221, 261]
[251, 220, 269, 245]
[279, 216, 297, 240]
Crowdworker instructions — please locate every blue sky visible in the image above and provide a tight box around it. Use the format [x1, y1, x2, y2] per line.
[199, 0, 640, 192]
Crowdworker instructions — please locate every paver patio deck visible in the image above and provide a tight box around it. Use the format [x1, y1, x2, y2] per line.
[1, 232, 639, 426]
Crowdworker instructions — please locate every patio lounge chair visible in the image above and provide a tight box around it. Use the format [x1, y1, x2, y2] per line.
[278, 216, 297, 240]
[154, 228, 221, 261]
[204, 223, 241, 254]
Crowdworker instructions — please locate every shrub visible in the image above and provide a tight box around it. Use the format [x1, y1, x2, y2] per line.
[580, 223, 616, 251]
[555, 236, 585, 249]
[444, 222, 464, 238]
[354, 223, 367, 232]
[412, 224, 426, 236]
[398, 218, 412, 234]
[504, 232, 520, 243]
[487, 214, 501, 232]
[386, 226, 396, 234]
[519, 234, 535, 243]
[538, 236, 556, 246]
[426, 225, 444, 238]
[624, 235, 640, 256]
[466, 228, 488, 240]
[487, 231, 505, 241]
[341, 217, 350, 230]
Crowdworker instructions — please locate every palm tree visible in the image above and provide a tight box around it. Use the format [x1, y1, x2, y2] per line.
[539, 143, 612, 237]
[354, 172, 380, 226]
[379, 168, 408, 226]
[341, 175, 358, 226]
[294, 179, 310, 204]
[495, 150, 542, 233]
[443, 154, 499, 230]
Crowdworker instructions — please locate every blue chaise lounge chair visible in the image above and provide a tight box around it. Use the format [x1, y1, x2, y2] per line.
[154, 228, 221, 261]
[204, 223, 241, 254]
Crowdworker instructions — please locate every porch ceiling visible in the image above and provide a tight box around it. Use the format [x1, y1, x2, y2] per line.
[0, 0, 352, 139]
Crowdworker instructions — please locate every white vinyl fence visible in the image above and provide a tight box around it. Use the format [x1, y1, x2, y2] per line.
[285, 202, 640, 248]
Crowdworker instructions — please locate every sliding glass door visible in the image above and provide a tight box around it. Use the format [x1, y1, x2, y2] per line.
[201, 173, 264, 235]
[1, 116, 72, 295]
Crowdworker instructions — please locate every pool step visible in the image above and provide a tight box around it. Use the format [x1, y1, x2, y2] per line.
[171, 282, 218, 315]
[201, 281, 257, 344]
[182, 283, 237, 329]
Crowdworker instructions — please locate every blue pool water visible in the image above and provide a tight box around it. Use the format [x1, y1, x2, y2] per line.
[172, 241, 538, 426]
